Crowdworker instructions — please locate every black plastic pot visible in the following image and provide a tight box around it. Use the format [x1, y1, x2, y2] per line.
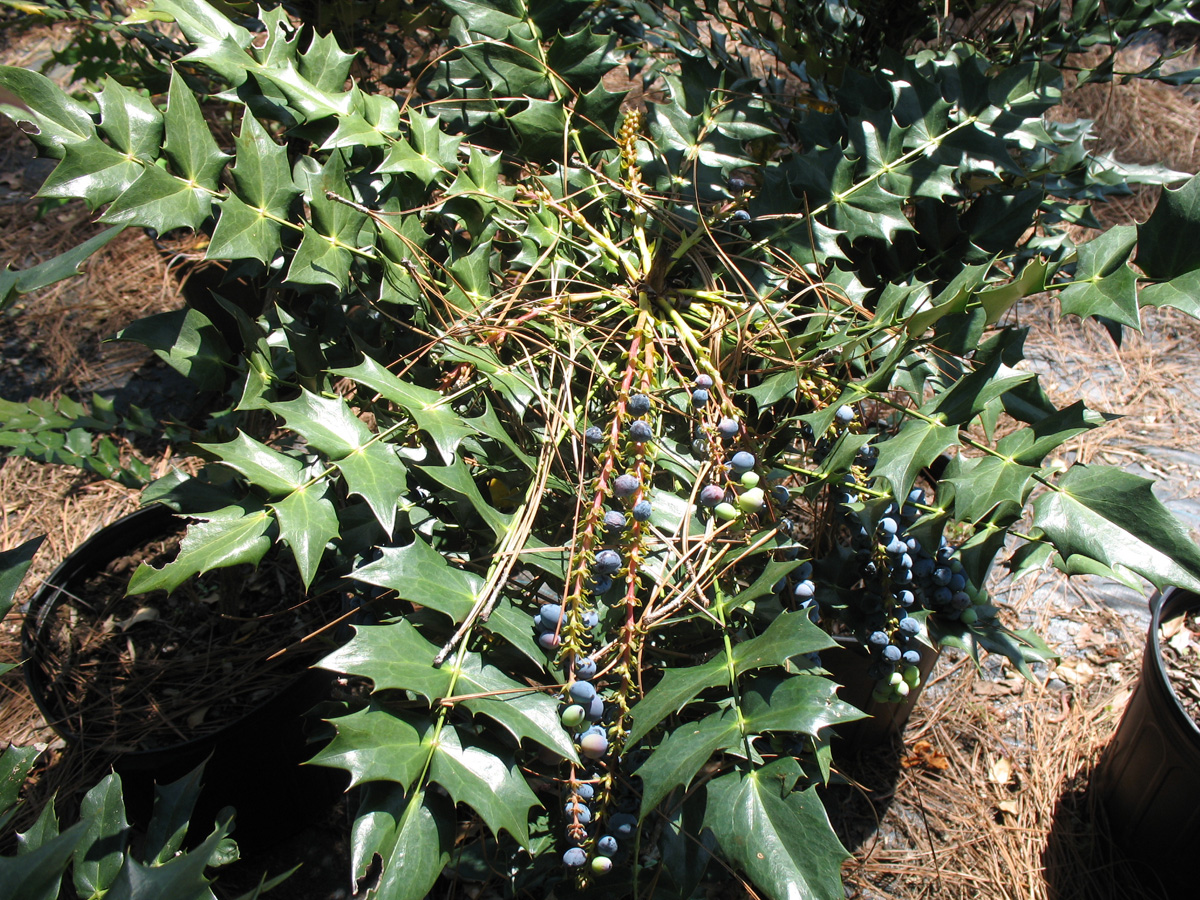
[21, 504, 344, 847]
[1093, 586, 1200, 892]
[822, 636, 940, 748]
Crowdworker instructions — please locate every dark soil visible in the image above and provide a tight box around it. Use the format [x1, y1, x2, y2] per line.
[1159, 607, 1200, 726]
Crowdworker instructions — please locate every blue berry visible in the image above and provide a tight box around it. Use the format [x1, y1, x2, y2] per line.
[869, 630, 889, 647]
[629, 394, 651, 414]
[575, 656, 598, 680]
[699, 484, 725, 507]
[771, 484, 789, 504]
[792, 580, 815, 600]
[897, 589, 915, 607]
[585, 693, 605, 721]
[691, 388, 709, 406]
[731, 209, 751, 223]
[629, 419, 653, 442]
[595, 549, 622, 574]
[582, 610, 599, 628]
[570, 681, 597, 704]
[539, 632, 560, 650]
[695, 374, 714, 389]
[591, 576, 613, 594]
[563, 847, 587, 868]
[613, 474, 639, 498]
[730, 450, 755, 472]
[717, 417, 739, 438]
[902, 649, 922, 667]
[604, 510, 626, 531]
[691, 438, 709, 459]
[882, 644, 901, 663]
[540, 604, 563, 626]
[632, 499, 652, 521]
[899, 617, 920, 635]
[608, 813, 637, 838]
[585, 426, 604, 445]
[879, 517, 898, 535]
[597, 834, 618, 856]
[576, 783, 595, 801]
[834, 404, 855, 425]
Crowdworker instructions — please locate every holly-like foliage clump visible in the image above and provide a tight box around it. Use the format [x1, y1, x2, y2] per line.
[2, 0, 1200, 897]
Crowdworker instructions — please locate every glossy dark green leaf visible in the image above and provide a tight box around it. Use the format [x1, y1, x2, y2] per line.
[626, 656, 726, 746]
[418, 456, 511, 538]
[100, 163, 216, 234]
[1136, 172, 1200, 279]
[739, 673, 864, 738]
[270, 481, 338, 588]
[95, 76, 162, 159]
[197, 431, 304, 497]
[701, 759, 847, 900]
[143, 761, 207, 866]
[127, 504, 273, 595]
[0, 535, 43, 622]
[1138, 269, 1200, 317]
[732, 610, 835, 675]
[871, 418, 959, 502]
[351, 783, 453, 900]
[73, 773, 129, 898]
[0, 820, 88, 900]
[38, 135, 142, 207]
[333, 442, 407, 534]
[944, 455, 1037, 524]
[0, 226, 125, 311]
[268, 390, 371, 460]
[995, 401, 1109, 466]
[1059, 225, 1140, 328]
[162, 69, 229, 189]
[0, 64, 94, 158]
[15, 795, 59, 854]
[349, 537, 478, 623]
[103, 814, 233, 900]
[637, 710, 742, 818]
[1, 745, 41, 823]
[115, 308, 230, 391]
[1033, 465, 1200, 593]
[310, 703, 431, 789]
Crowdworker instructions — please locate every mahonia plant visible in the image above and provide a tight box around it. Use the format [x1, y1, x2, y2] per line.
[3, 0, 1200, 897]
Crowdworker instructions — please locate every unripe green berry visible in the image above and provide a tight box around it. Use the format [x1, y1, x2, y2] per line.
[740, 471, 760, 488]
[736, 487, 764, 512]
[591, 855, 613, 875]
[562, 705, 586, 728]
[959, 607, 978, 625]
[903, 666, 921, 688]
[714, 502, 740, 521]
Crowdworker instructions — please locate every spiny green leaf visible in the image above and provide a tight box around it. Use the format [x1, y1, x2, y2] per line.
[270, 481, 338, 588]
[1138, 269, 1200, 317]
[701, 759, 847, 900]
[418, 456, 512, 538]
[1136, 172, 1200, 279]
[349, 537, 478, 622]
[162, 68, 230, 188]
[95, 75, 163, 159]
[626, 656, 726, 746]
[309, 703, 431, 789]
[127, 504, 273, 595]
[115, 308, 230, 392]
[197, 431, 304, 497]
[332, 356, 478, 463]
[103, 814, 233, 900]
[731, 610, 835, 675]
[320, 621, 455, 705]
[285, 221, 356, 288]
[0, 820, 89, 900]
[143, 761, 207, 866]
[268, 390, 372, 460]
[99, 163, 217, 233]
[0, 64, 95, 158]
[73, 773, 129, 898]
[637, 710, 741, 819]
[945, 455, 1037, 524]
[995, 400, 1108, 466]
[427, 724, 538, 848]
[350, 783, 453, 900]
[333, 442, 408, 534]
[1033, 464, 1200, 593]
[1, 745, 41, 822]
[0, 535, 43, 622]
[739, 673, 864, 738]
[0, 225, 125, 311]
[871, 418, 959, 502]
[37, 134, 143, 207]
[15, 797, 59, 855]
[1059, 224, 1140, 328]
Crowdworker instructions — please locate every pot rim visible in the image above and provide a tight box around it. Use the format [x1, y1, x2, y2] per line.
[1147, 585, 1200, 741]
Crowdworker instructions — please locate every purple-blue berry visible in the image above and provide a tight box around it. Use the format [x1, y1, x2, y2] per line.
[717, 417, 739, 439]
[699, 484, 725, 507]
[629, 419, 653, 442]
[585, 426, 604, 445]
[608, 813, 637, 838]
[629, 393, 651, 414]
[834, 404, 855, 425]
[613, 474, 639, 498]
[575, 656, 598, 680]
[595, 549, 622, 574]
[730, 450, 755, 472]
[563, 847, 587, 868]
[632, 499, 652, 521]
[597, 834, 618, 856]
[695, 374, 714, 389]
[691, 388, 709, 406]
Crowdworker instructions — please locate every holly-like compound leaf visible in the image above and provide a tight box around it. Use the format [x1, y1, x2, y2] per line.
[73, 773, 129, 898]
[196, 431, 304, 497]
[37, 135, 144, 208]
[871, 419, 960, 503]
[143, 761, 207, 866]
[127, 504, 273, 595]
[0, 226, 125, 311]
[701, 758, 847, 900]
[0, 820, 89, 900]
[208, 111, 300, 263]
[1059, 225, 1140, 328]
[0, 64, 95, 157]
[350, 783, 453, 900]
[115, 308, 230, 391]
[333, 442, 408, 535]
[103, 814, 234, 900]
[628, 611, 832, 745]
[268, 389, 370, 459]
[332, 356, 478, 463]
[1138, 269, 1200, 318]
[1137, 172, 1200, 280]
[1033, 465, 1200, 593]
[637, 710, 742, 818]
[944, 455, 1037, 525]
[270, 481, 338, 589]
[319, 620, 577, 760]
[16, 796, 59, 854]
[1, 745, 41, 825]
[161, 68, 229, 190]
[739, 673, 864, 738]
[309, 702, 432, 789]
[95, 75, 163, 160]
[349, 537, 478, 623]
[995, 400, 1109, 466]
[0, 535, 43, 621]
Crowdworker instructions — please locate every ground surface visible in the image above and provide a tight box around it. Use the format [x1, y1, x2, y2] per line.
[3, 10, 1200, 900]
